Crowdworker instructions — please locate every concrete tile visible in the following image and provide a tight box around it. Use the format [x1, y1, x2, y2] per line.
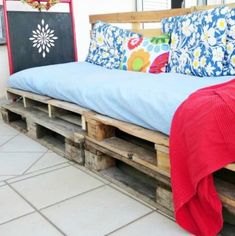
[7, 163, 70, 184]
[109, 211, 190, 236]
[26, 152, 67, 173]
[0, 135, 47, 153]
[0, 123, 18, 136]
[0, 176, 17, 181]
[0, 136, 15, 146]
[0, 153, 43, 175]
[0, 212, 63, 236]
[42, 185, 152, 236]
[0, 182, 6, 187]
[72, 163, 110, 184]
[11, 166, 104, 209]
[0, 185, 34, 224]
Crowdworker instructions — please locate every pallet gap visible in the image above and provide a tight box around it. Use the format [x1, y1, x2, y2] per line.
[36, 124, 65, 155]
[101, 160, 156, 200]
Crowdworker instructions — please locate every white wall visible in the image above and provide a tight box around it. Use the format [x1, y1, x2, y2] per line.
[73, 0, 136, 61]
[0, 0, 136, 99]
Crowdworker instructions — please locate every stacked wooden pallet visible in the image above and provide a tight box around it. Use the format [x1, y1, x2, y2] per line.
[1, 87, 234, 221]
[83, 110, 235, 220]
[1, 88, 87, 164]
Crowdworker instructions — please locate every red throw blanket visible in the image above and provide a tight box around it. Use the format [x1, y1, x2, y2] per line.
[170, 79, 235, 236]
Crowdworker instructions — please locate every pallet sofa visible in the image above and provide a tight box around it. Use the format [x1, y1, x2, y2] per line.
[1, 3, 235, 227]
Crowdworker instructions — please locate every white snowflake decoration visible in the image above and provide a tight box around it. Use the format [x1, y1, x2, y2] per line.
[29, 19, 58, 58]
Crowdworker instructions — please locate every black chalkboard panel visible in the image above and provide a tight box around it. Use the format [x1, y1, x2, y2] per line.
[8, 11, 75, 73]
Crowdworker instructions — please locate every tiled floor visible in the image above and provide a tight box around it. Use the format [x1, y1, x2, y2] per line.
[0, 117, 190, 236]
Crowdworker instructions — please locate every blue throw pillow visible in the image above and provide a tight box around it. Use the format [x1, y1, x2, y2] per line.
[163, 7, 228, 77]
[223, 8, 235, 75]
[86, 21, 140, 69]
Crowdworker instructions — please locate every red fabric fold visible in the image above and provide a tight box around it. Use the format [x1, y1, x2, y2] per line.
[170, 79, 235, 236]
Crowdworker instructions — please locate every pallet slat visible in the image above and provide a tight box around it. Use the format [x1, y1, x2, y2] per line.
[3, 103, 84, 140]
[85, 139, 170, 186]
[7, 87, 50, 103]
[216, 179, 235, 208]
[84, 111, 169, 147]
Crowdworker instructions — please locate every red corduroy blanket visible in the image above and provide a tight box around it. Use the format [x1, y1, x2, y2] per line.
[170, 79, 235, 236]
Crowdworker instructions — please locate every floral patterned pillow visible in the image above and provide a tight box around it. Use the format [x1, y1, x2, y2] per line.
[167, 7, 228, 77]
[120, 34, 170, 74]
[223, 8, 235, 75]
[86, 21, 140, 69]
[161, 16, 181, 34]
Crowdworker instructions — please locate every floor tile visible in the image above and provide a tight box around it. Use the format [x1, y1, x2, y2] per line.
[0, 182, 6, 187]
[42, 185, 152, 236]
[0, 123, 18, 136]
[73, 163, 110, 184]
[109, 211, 190, 236]
[0, 212, 63, 236]
[0, 134, 47, 152]
[11, 166, 104, 209]
[0, 176, 16, 181]
[7, 163, 70, 184]
[109, 183, 155, 210]
[0, 185, 34, 224]
[0, 153, 43, 175]
[0, 136, 15, 146]
[26, 152, 67, 173]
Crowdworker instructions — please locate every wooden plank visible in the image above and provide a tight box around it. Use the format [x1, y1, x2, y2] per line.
[216, 179, 235, 209]
[156, 186, 174, 212]
[155, 144, 170, 171]
[7, 88, 50, 103]
[48, 99, 89, 115]
[85, 138, 171, 184]
[89, 4, 235, 24]
[132, 28, 163, 37]
[2, 103, 85, 140]
[58, 114, 82, 126]
[87, 120, 115, 141]
[84, 111, 169, 146]
[86, 135, 157, 166]
[89, 8, 192, 24]
[225, 163, 235, 172]
[85, 150, 116, 171]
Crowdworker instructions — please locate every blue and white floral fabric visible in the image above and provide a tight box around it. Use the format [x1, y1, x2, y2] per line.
[162, 7, 228, 77]
[161, 16, 181, 34]
[223, 8, 235, 75]
[86, 21, 140, 69]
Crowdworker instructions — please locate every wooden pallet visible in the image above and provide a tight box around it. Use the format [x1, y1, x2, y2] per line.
[83, 110, 235, 218]
[6, 87, 88, 130]
[3, 88, 235, 220]
[1, 103, 85, 164]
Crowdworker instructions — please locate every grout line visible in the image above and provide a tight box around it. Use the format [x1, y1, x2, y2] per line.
[155, 209, 175, 222]
[6, 183, 67, 236]
[0, 133, 20, 148]
[25, 160, 70, 175]
[39, 184, 106, 211]
[22, 150, 49, 175]
[0, 211, 36, 227]
[6, 164, 71, 184]
[105, 210, 155, 236]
